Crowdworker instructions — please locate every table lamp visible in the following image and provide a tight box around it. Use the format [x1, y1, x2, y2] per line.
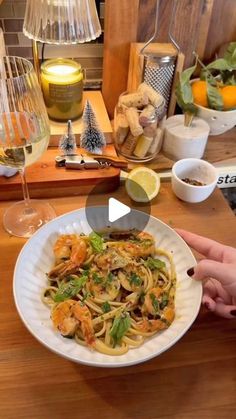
[23, 0, 102, 121]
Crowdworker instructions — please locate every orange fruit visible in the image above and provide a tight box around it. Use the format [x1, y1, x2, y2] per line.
[191, 80, 208, 108]
[220, 86, 236, 110]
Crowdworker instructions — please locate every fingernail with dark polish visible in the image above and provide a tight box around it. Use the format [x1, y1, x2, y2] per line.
[187, 267, 194, 277]
[230, 310, 236, 317]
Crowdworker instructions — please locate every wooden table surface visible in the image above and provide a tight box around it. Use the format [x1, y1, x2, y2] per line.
[1, 183, 236, 419]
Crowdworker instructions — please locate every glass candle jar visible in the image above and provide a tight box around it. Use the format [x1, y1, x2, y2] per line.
[114, 92, 165, 162]
[41, 58, 84, 122]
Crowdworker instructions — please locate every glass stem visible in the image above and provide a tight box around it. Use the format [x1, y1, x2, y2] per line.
[19, 168, 30, 205]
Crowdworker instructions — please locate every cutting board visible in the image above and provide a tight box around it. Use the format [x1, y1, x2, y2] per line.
[0, 145, 121, 200]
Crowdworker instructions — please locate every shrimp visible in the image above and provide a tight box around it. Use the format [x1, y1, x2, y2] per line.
[51, 299, 95, 347]
[137, 306, 175, 333]
[48, 235, 87, 278]
[73, 303, 95, 347]
[51, 299, 78, 337]
[142, 287, 162, 315]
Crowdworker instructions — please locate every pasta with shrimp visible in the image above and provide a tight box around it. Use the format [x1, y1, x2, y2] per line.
[42, 229, 176, 355]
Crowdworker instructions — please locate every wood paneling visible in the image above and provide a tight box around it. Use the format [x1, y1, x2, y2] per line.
[102, 0, 139, 118]
[204, 0, 236, 62]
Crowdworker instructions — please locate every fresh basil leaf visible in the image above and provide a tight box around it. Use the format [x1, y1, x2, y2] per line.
[110, 313, 131, 346]
[129, 273, 142, 286]
[175, 63, 198, 114]
[102, 301, 111, 313]
[150, 293, 160, 312]
[89, 232, 104, 253]
[54, 274, 88, 302]
[144, 257, 166, 271]
[207, 81, 224, 110]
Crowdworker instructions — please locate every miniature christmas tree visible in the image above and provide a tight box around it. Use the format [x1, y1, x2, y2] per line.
[59, 120, 77, 155]
[80, 100, 106, 154]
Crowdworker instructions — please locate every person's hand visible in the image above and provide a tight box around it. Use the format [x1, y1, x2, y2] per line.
[176, 228, 236, 318]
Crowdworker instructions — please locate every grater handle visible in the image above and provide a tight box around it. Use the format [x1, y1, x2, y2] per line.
[140, 0, 180, 56]
[140, 0, 159, 56]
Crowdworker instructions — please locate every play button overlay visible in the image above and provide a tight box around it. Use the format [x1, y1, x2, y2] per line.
[85, 176, 151, 233]
[108, 198, 131, 222]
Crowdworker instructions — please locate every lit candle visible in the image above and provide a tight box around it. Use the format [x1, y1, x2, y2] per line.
[41, 58, 84, 122]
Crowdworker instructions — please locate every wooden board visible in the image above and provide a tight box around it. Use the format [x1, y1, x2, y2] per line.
[0, 145, 120, 200]
[1, 183, 236, 419]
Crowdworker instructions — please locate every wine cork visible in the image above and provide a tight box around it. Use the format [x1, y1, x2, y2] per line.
[114, 112, 129, 144]
[148, 128, 164, 154]
[133, 135, 153, 158]
[143, 121, 157, 137]
[138, 82, 166, 116]
[125, 107, 143, 137]
[139, 104, 156, 127]
[119, 92, 149, 108]
[121, 133, 138, 156]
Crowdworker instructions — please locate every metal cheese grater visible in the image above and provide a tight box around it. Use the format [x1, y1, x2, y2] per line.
[140, 0, 180, 109]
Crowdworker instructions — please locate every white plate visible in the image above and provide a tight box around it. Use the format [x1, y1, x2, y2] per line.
[13, 207, 202, 367]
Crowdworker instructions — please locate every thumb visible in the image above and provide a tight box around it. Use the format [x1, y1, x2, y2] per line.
[190, 259, 236, 297]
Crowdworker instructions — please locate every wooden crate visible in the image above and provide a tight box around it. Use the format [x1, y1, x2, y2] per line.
[127, 42, 185, 116]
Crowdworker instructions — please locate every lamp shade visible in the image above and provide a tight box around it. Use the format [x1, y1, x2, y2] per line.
[23, 0, 102, 44]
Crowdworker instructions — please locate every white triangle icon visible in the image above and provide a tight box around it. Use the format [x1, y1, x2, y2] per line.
[108, 198, 131, 223]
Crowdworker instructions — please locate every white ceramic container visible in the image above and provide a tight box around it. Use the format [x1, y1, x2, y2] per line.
[195, 104, 236, 135]
[172, 158, 218, 203]
[163, 115, 210, 161]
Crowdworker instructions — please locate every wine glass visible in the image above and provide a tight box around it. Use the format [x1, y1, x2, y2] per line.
[0, 56, 56, 238]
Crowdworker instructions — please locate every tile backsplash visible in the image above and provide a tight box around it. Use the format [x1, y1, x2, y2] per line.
[0, 0, 105, 89]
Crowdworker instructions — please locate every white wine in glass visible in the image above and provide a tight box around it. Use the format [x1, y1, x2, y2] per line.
[0, 56, 56, 237]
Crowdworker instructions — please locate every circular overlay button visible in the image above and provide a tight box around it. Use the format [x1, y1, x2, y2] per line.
[85, 176, 151, 233]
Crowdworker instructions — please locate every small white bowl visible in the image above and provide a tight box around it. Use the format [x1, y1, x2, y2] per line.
[172, 158, 218, 203]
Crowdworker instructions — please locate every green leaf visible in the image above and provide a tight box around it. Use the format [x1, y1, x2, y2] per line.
[224, 42, 236, 66]
[110, 313, 131, 346]
[89, 232, 104, 253]
[102, 301, 111, 313]
[175, 62, 198, 114]
[144, 257, 166, 271]
[54, 274, 88, 302]
[129, 273, 142, 286]
[206, 58, 235, 72]
[206, 81, 224, 111]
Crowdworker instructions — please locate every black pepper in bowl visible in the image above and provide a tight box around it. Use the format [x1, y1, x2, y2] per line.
[182, 178, 206, 186]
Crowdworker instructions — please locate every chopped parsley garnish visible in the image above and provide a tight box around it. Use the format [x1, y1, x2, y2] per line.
[129, 272, 142, 286]
[106, 272, 114, 283]
[102, 301, 111, 313]
[92, 272, 103, 284]
[110, 313, 131, 346]
[89, 232, 104, 253]
[150, 293, 160, 312]
[144, 257, 166, 271]
[139, 290, 146, 304]
[54, 274, 88, 302]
